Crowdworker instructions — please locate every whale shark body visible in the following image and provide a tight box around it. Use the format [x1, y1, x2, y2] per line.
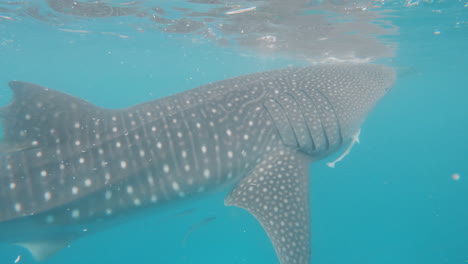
[0, 64, 395, 263]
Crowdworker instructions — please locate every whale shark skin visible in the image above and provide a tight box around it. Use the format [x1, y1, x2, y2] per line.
[0, 64, 395, 263]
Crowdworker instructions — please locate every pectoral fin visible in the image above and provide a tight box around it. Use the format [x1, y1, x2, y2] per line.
[16, 234, 77, 261]
[225, 149, 312, 264]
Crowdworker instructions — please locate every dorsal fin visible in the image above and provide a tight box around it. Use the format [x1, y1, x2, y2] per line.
[0, 81, 105, 153]
[0, 81, 124, 222]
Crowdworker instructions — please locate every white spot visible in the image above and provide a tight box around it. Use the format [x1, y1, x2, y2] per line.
[151, 126, 157, 132]
[172, 181, 180, 191]
[105, 173, 111, 182]
[14, 203, 22, 212]
[112, 116, 117, 121]
[120, 160, 127, 169]
[181, 151, 187, 158]
[147, 175, 154, 185]
[32, 140, 38, 146]
[74, 122, 81, 129]
[60, 163, 65, 170]
[36, 151, 43, 158]
[105, 190, 112, 200]
[156, 142, 162, 149]
[72, 186, 79, 195]
[98, 148, 104, 155]
[139, 150, 145, 157]
[75, 140, 81, 146]
[184, 164, 190, 172]
[146, 111, 152, 116]
[163, 164, 170, 173]
[84, 178, 92, 187]
[105, 208, 112, 215]
[126, 185, 134, 194]
[71, 209, 80, 218]
[151, 195, 157, 202]
[131, 120, 136, 126]
[40, 170, 47, 177]
[226, 129, 232, 136]
[133, 198, 141, 206]
[227, 151, 233, 158]
[25, 114, 31, 120]
[196, 122, 201, 128]
[116, 141, 121, 148]
[201, 145, 207, 153]
[79, 157, 85, 164]
[45, 215, 54, 224]
[9, 182, 16, 189]
[203, 169, 211, 178]
[112, 127, 118, 133]
[177, 132, 183, 138]
[44, 192, 52, 201]
[243, 134, 249, 140]
[134, 134, 140, 140]
[6, 164, 12, 170]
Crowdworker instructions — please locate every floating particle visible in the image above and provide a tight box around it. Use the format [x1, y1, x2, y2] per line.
[434, 30, 441, 35]
[14, 255, 21, 263]
[452, 173, 460, 181]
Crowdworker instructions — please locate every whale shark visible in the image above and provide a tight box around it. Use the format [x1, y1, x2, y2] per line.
[0, 63, 395, 263]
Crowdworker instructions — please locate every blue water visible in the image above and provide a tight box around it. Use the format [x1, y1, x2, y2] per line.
[0, 1, 467, 264]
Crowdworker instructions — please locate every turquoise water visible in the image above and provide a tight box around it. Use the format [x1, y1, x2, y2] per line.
[0, 1, 467, 263]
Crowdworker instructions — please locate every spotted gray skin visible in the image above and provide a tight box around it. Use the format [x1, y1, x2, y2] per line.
[0, 64, 395, 263]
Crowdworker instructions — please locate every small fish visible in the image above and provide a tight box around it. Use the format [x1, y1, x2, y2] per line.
[59, 29, 92, 33]
[182, 217, 217, 247]
[119, 1, 137, 6]
[225, 6, 256, 15]
[0, 15, 13, 20]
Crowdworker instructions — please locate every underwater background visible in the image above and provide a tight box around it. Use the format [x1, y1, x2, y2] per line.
[0, 0, 466, 263]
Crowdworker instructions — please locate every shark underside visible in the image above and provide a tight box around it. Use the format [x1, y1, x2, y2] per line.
[0, 64, 395, 263]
